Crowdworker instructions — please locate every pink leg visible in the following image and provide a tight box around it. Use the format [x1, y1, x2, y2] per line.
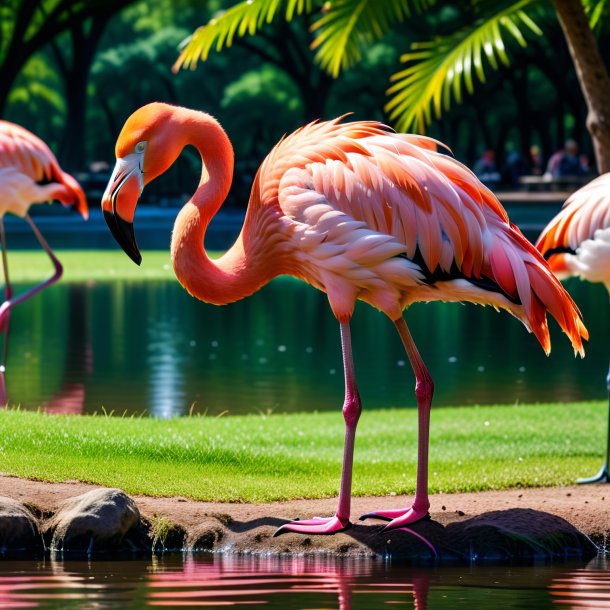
[0, 218, 10, 405]
[274, 321, 361, 535]
[360, 316, 433, 530]
[0, 214, 63, 331]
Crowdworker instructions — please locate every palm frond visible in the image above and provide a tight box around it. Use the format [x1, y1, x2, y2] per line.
[310, 0, 433, 77]
[385, 0, 542, 133]
[583, 0, 610, 29]
[173, 0, 313, 72]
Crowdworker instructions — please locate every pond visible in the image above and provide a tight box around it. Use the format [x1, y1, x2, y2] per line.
[0, 554, 608, 609]
[4, 276, 608, 417]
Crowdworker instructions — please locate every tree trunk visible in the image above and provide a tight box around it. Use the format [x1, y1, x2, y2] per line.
[552, 0, 610, 173]
[55, 17, 109, 172]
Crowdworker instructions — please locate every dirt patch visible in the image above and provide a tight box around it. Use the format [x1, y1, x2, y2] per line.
[1, 475, 607, 558]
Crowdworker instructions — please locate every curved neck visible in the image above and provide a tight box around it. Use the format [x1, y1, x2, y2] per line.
[170, 110, 281, 305]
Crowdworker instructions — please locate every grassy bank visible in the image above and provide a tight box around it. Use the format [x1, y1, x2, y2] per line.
[6, 250, 191, 283]
[0, 402, 604, 502]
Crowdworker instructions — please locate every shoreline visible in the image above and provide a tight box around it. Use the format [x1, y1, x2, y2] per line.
[1, 475, 608, 552]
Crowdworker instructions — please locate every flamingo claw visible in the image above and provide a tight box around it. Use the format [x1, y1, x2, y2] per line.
[360, 506, 430, 530]
[273, 515, 350, 536]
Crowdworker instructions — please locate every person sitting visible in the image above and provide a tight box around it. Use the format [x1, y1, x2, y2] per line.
[473, 149, 501, 185]
[545, 140, 587, 178]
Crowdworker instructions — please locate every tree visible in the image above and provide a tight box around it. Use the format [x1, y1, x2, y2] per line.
[0, 0, 138, 117]
[174, 0, 610, 172]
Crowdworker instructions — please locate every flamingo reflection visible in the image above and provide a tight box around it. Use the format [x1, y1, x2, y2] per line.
[147, 555, 430, 609]
[550, 557, 610, 608]
[41, 287, 92, 415]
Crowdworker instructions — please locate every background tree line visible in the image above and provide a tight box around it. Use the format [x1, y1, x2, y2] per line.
[2, 0, 608, 208]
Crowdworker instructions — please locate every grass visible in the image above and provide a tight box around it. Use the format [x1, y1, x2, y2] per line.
[5, 250, 192, 283]
[0, 402, 605, 503]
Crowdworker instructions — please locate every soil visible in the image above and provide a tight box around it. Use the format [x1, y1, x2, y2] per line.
[1, 475, 608, 557]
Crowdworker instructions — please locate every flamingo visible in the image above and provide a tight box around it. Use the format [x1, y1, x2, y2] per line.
[0, 121, 88, 404]
[537, 173, 610, 483]
[102, 103, 587, 535]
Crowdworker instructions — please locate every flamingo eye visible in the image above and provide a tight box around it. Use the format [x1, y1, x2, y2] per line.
[135, 141, 146, 154]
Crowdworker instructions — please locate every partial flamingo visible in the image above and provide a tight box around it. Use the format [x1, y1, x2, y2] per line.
[0, 121, 88, 404]
[102, 103, 587, 535]
[537, 173, 610, 483]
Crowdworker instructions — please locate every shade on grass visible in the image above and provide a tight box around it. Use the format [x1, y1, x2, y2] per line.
[0, 402, 604, 502]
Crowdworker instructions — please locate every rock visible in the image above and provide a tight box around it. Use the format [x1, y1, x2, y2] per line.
[0, 496, 44, 556]
[44, 488, 141, 554]
[184, 517, 226, 551]
[446, 508, 598, 561]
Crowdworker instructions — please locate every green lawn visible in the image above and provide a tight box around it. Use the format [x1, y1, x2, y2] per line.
[7, 250, 186, 283]
[0, 402, 604, 502]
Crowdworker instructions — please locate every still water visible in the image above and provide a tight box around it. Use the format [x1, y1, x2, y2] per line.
[4, 276, 608, 417]
[0, 555, 609, 609]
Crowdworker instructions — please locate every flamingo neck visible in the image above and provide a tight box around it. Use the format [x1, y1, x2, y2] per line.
[170, 111, 282, 305]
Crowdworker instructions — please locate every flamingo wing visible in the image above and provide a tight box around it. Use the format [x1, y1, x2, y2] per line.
[251, 119, 585, 355]
[537, 173, 610, 286]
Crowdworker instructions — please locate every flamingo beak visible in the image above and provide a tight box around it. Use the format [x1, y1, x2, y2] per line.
[101, 154, 143, 266]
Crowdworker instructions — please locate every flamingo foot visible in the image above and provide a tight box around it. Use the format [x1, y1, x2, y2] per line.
[360, 505, 430, 530]
[273, 515, 351, 536]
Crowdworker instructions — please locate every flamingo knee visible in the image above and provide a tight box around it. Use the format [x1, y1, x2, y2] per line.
[342, 392, 362, 428]
[415, 374, 434, 407]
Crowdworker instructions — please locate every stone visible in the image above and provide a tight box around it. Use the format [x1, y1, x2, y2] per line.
[445, 508, 598, 561]
[44, 488, 141, 554]
[0, 496, 44, 555]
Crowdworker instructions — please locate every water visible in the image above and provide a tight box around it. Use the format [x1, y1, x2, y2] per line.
[4, 276, 608, 417]
[0, 555, 608, 609]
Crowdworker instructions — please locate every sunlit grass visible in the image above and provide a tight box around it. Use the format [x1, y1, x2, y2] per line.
[0, 402, 605, 502]
[6, 250, 224, 283]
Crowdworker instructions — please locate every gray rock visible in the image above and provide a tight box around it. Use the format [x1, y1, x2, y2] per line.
[45, 488, 140, 553]
[0, 496, 44, 555]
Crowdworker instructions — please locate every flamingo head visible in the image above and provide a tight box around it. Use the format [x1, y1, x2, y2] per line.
[102, 102, 184, 265]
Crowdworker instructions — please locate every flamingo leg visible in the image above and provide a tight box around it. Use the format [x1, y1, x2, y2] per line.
[0, 218, 10, 405]
[577, 360, 610, 484]
[0, 214, 63, 331]
[274, 321, 360, 535]
[360, 316, 433, 529]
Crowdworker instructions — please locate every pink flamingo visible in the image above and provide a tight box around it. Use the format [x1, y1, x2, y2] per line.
[0, 121, 88, 403]
[537, 173, 610, 483]
[102, 103, 587, 535]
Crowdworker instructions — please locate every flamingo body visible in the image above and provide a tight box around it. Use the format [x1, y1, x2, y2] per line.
[102, 103, 587, 534]
[249, 120, 586, 352]
[0, 121, 88, 404]
[537, 173, 610, 290]
[537, 173, 610, 483]
[0, 121, 87, 219]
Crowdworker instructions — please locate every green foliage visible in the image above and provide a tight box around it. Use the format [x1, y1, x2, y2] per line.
[310, 0, 430, 77]
[175, 0, 429, 77]
[8, 56, 65, 117]
[150, 514, 175, 551]
[174, 0, 314, 71]
[584, 0, 610, 29]
[0, 402, 604, 501]
[386, 0, 543, 132]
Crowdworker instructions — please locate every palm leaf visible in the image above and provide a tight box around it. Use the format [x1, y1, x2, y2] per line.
[173, 0, 313, 72]
[385, 0, 543, 133]
[583, 0, 610, 29]
[310, 0, 433, 77]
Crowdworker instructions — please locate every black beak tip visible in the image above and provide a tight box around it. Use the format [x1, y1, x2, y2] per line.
[103, 210, 142, 266]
